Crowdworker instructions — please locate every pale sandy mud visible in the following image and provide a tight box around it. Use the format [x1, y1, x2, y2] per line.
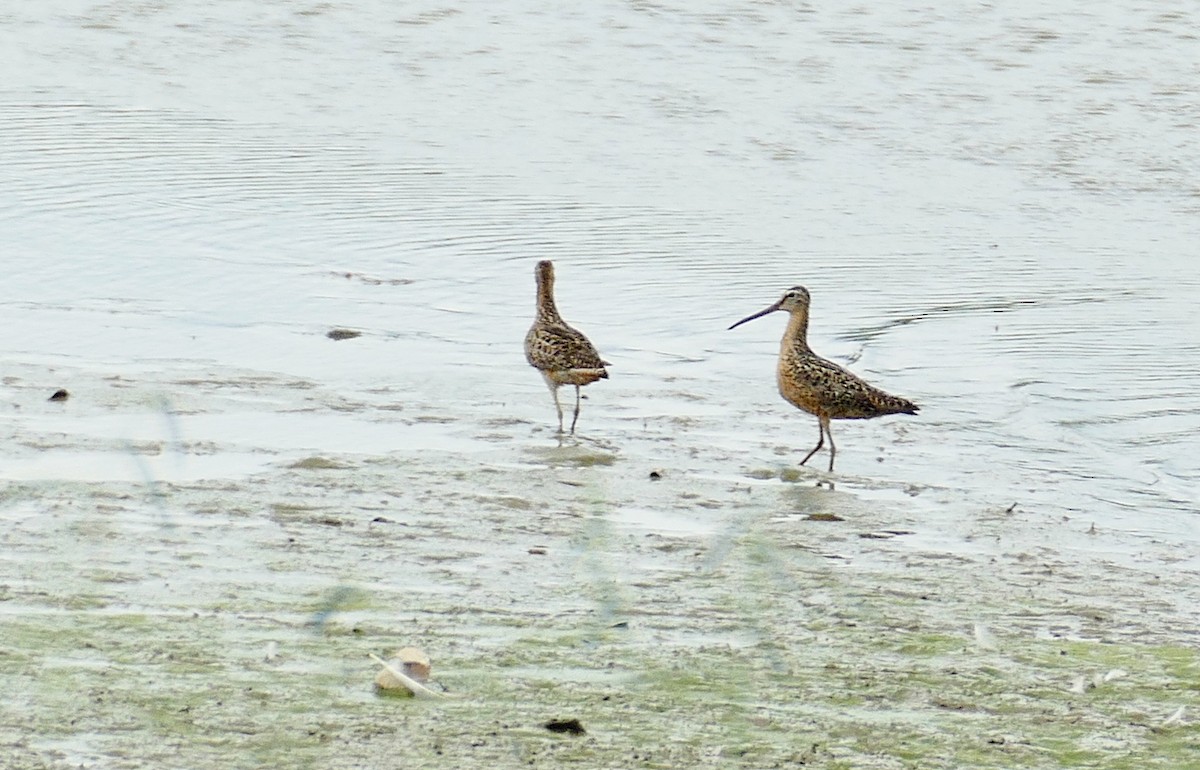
[2, 365, 1197, 770]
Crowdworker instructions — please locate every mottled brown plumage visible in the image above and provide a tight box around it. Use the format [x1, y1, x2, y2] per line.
[729, 286, 918, 471]
[524, 260, 609, 434]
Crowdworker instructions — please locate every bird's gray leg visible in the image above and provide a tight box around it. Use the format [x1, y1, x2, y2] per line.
[823, 417, 836, 472]
[569, 385, 582, 435]
[799, 418, 826, 467]
[551, 384, 564, 434]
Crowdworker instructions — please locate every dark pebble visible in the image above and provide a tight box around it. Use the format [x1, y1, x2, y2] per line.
[544, 719, 586, 736]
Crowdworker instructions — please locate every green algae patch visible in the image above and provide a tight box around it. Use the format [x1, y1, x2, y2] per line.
[778, 467, 805, 483]
[566, 451, 618, 468]
[485, 495, 535, 511]
[804, 511, 845, 522]
[289, 456, 352, 470]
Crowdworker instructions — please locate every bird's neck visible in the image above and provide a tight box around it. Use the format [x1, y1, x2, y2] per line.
[782, 308, 812, 354]
[536, 279, 563, 323]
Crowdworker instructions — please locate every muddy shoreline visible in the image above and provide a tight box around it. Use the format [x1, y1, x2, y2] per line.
[3, 362, 1197, 770]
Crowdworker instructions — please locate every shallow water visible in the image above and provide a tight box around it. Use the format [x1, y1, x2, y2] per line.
[5, 1, 1198, 527]
[3, 1, 1200, 766]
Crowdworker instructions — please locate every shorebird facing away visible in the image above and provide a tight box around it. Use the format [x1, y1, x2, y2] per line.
[728, 286, 918, 472]
[524, 260, 610, 435]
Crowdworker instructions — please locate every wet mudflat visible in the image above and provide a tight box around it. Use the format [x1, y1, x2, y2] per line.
[3, 362, 1198, 769]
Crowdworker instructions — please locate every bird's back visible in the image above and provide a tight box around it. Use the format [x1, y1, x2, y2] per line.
[779, 348, 917, 420]
[525, 319, 609, 385]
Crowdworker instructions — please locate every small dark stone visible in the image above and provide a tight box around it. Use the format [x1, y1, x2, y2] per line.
[49, 389, 69, 402]
[544, 718, 586, 736]
[648, 470, 662, 481]
[326, 328, 362, 341]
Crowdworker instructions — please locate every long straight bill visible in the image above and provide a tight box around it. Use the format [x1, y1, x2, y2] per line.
[728, 302, 782, 330]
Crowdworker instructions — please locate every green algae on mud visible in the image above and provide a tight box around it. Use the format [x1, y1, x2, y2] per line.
[3, 447, 1200, 769]
[289, 456, 353, 470]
